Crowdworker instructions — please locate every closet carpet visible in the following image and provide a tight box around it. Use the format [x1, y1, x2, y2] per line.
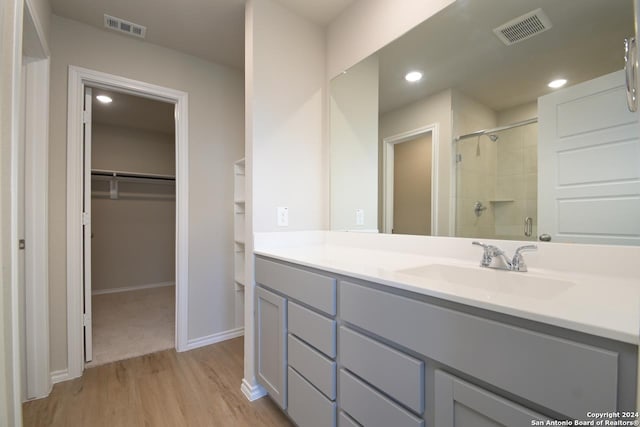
[87, 285, 175, 367]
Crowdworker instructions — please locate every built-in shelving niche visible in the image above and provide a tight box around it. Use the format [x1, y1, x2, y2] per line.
[233, 158, 246, 328]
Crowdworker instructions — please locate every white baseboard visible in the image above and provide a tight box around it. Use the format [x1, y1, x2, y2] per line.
[92, 281, 175, 295]
[51, 369, 70, 385]
[241, 378, 267, 401]
[183, 327, 244, 351]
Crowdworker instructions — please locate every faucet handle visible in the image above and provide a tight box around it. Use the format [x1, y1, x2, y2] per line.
[472, 241, 494, 267]
[514, 244, 537, 255]
[512, 245, 537, 272]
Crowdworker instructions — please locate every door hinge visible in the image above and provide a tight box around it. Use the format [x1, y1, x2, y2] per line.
[82, 212, 90, 226]
[83, 313, 91, 326]
[456, 154, 463, 163]
[82, 110, 89, 124]
[18, 239, 25, 250]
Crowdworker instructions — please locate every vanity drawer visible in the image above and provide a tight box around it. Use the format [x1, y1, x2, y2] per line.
[338, 411, 361, 427]
[288, 334, 336, 400]
[339, 369, 424, 427]
[340, 326, 424, 414]
[255, 257, 336, 315]
[288, 301, 337, 358]
[339, 281, 619, 420]
[288, 367, 337, 427]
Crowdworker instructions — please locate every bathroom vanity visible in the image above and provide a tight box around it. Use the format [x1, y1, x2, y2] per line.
[253, 234, 639, 426]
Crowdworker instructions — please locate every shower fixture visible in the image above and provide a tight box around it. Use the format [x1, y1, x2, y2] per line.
[454, 117, 537, 142]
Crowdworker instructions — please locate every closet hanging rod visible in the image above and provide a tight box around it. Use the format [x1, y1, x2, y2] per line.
[454, 118, 538, 142]
[91, 169, 176, 182]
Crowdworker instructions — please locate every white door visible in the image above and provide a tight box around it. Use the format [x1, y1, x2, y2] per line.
[83, 87, 93, 362]
[393, 133, 432, 235]
[538, 70, 640, 245]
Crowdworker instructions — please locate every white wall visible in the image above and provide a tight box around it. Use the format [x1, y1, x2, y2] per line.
[24, 0, 51, 55]
[91, 124, 175, 292]
[48, 15, 244, 372]
[379, 89, 453, 235]
[250, 0, 326, 233]
[243, 0, 326, 398]
[327, 0, 455, 78]
[330, 55, 379, 231]
[92, 124, 175, 175]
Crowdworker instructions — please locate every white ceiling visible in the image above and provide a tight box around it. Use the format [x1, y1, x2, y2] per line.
[51, 0, 355, 69]
[375, 0, 633, 113]
[274, 0, 354, 25]
[91, 88, 175, 135]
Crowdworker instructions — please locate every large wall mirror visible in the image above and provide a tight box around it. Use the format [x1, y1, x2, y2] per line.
[330, 0, 640, 245]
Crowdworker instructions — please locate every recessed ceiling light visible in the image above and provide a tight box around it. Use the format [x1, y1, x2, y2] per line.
[548, 79, 567, 89]
[405, 71, 423, 82]
[96, 95, 113, 104]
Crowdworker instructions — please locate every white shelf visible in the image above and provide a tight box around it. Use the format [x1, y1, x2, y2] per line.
[234, 158, 246, 176]
[233, 158, 246, 329]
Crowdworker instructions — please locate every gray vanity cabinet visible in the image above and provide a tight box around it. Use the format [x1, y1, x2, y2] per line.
[434, 371, 546, 426]
[256, 286, 287, 409]
[256, 257, 338, 426]
[254, 256, 637, 426]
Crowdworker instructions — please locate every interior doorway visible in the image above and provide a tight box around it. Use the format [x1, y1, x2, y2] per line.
[393, 133, 433, 235]
[382, 124, 439, 236]
[85, 87, 177, 367]
[66, 66, 189, 379]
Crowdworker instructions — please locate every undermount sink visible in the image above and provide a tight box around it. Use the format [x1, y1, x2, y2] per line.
[395, 264, 574, 300]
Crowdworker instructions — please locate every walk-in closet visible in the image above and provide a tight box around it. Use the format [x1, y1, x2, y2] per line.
[87, 88, 176, 366]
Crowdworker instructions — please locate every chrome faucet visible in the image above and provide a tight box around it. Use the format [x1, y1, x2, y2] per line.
[472, 242, 537, 272]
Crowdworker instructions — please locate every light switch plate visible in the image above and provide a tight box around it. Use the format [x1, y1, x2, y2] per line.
[277, 207, 289, 227]
[356, 209, 364, 226]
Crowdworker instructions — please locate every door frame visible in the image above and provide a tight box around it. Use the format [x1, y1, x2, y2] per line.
[66, 66, 189, 379]
[382, 124, 439, 235]
[4, 0, 25, 420]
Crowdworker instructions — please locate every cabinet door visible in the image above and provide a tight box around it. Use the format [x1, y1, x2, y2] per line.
[256, 286, 287, 409]
[434, 371, 546, 427]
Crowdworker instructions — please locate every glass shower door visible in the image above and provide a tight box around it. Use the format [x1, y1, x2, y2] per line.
[454, 121, 538, 241]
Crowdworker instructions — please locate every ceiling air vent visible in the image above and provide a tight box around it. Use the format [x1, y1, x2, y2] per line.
[493, 8, 552, 46]
[103, 14, 146, 39]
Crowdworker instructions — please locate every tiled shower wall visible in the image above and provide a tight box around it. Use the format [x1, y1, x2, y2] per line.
[493, 102, 538, 241]
[455, 100, 538, 241]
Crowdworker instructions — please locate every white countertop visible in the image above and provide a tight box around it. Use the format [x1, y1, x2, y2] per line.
[254, 237, 640, 345]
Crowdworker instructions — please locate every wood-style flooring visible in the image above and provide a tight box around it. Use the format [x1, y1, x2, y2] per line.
[23, 337, 293, 427]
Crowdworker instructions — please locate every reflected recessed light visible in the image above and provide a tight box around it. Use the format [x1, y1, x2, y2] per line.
[548, 79, 567, 89]
[96, 95, 112, 103]
[405, 71, 423, 82]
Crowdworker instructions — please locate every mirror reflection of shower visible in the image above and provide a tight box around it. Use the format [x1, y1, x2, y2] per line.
[454, 117, 538, 242]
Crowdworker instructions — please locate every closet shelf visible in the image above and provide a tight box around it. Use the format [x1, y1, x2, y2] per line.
[91, 169, 176, 185]
[92, 191, 175, 200]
